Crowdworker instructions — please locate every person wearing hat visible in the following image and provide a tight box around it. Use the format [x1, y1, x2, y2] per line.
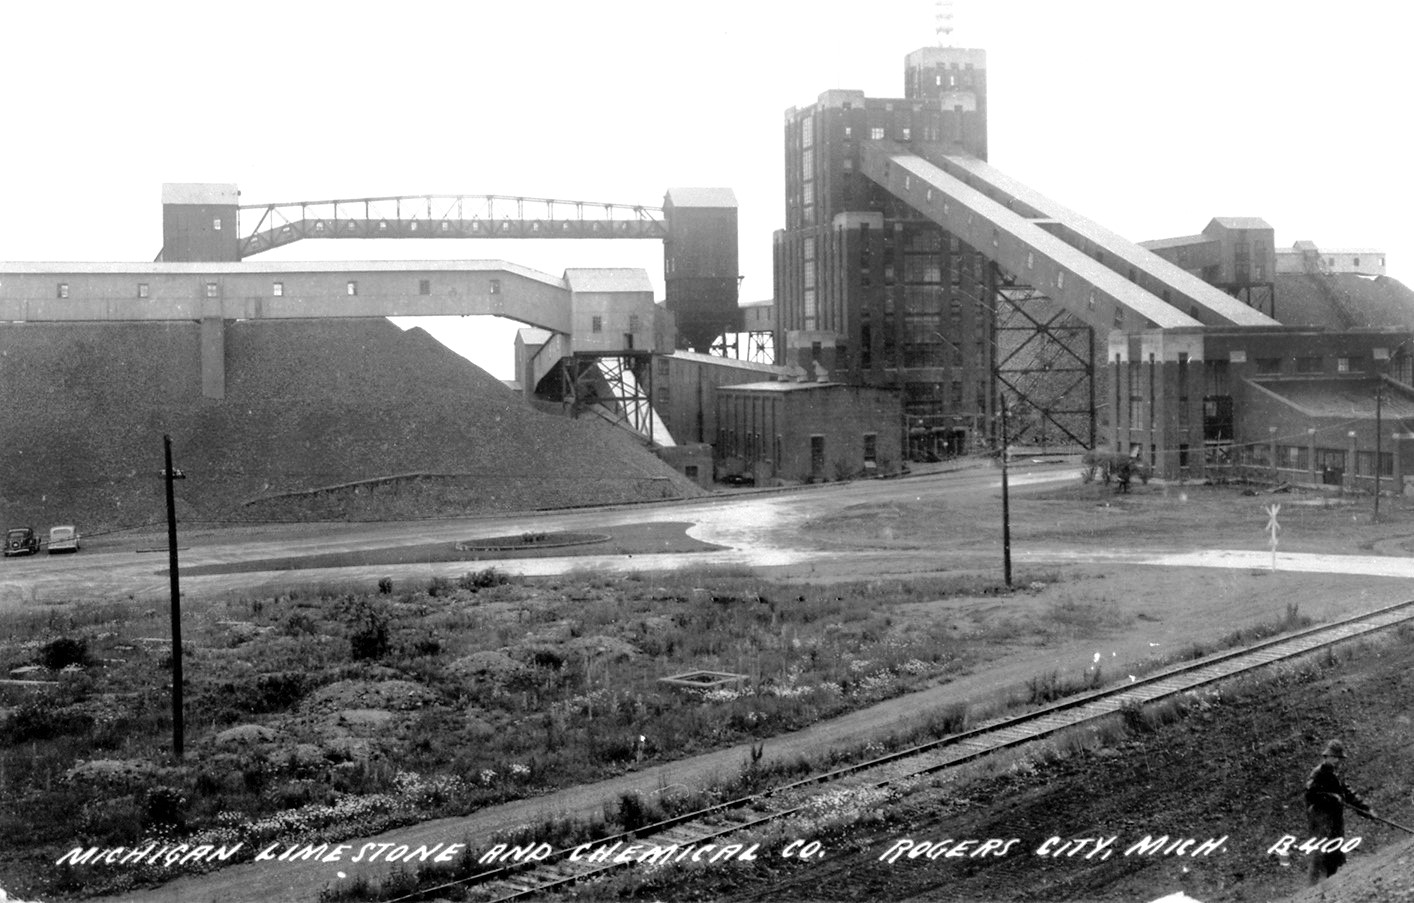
[1305, 739, 1375, 884]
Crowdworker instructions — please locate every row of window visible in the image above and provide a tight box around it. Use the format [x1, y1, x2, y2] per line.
[1251, 355, 1365, 375]
[54, 278, 504, 299]
[1265, 445, 1394, 476]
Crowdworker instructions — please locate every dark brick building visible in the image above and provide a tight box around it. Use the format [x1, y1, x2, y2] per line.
[715, 380, 902, 483]
[774, 48, 994, 456]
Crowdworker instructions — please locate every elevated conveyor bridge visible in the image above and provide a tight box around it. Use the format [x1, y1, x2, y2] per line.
[858, 142, 1280, 333]
[236, 194, 669, 259]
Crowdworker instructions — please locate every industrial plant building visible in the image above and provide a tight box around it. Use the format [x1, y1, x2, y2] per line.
[4, 38, 1414, 521]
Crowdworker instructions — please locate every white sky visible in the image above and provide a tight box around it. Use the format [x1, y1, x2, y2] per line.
[3, 1, 1410, 379]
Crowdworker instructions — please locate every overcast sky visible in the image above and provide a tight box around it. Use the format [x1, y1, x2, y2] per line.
[3, 1, 1409, 378]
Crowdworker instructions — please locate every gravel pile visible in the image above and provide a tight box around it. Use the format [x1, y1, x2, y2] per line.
[0, 319, 702, 530]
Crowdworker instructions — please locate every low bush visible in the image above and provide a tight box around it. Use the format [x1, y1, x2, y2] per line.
[39, 636, 90, 670]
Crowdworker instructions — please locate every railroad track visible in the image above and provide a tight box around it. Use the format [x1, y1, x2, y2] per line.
[404, 598, 1414, 902]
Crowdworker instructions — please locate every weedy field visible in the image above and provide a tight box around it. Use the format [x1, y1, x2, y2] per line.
[5, 480, 1414, 901]
[0, 564, 1103, 899]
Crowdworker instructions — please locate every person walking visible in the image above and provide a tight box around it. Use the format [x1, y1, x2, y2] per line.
[1305, 739, 1375, 884]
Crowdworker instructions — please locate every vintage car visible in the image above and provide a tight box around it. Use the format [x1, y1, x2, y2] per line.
[47, 525, 81, 554]
[4, 527, 41, 557]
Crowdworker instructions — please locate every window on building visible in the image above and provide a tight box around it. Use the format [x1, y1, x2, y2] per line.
[1113, 307, 1125, 328]
[1337, 357, 1350, 373]
[870, 127, 885, 140]
[419, 279, 431, 295]
[272, 282, 284, 297]
[205, 282, 218, 297]
[346, 281, 358, 296]
[1255, 357, 1281, 375]
[900, 127, 911, 141]
[213, 217, 222, 231]
[591, 315, 603, 334]
[1354, 257, 1361, 267]
[628, 314, 641, 332]
[1179, 444, 1190, 467]
[137, 283, 149, 299]
[1281, 445, 1309, 469]
[490, 279, 502, 295]
[1296, 356, 1322, 374]
[57, 283, 68, 299]
[863, 433, 878, 465]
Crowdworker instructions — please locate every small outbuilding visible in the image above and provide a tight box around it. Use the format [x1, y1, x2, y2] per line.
[715, 379, 902, 483]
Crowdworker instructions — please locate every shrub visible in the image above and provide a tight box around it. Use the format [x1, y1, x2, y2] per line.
[458, 568, 509, 591]
[143, 786, 187, 831]
[39, 636, 90, 670]
[343, 599, 391, 661]
[4, 698, 94, 744]
[613, 791, 662, 833]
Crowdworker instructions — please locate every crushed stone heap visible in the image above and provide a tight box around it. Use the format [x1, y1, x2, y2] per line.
[0, 319, 701, 530]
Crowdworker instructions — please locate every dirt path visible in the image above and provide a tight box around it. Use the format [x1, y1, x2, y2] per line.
[92, 557, 1414, 903]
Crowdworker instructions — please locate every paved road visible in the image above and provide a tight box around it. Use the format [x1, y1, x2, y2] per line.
[0, 462, 1071, 607]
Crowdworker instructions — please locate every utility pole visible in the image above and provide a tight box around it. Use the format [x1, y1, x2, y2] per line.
[1375, 381, 1382, 522]
[1000, 398, 1013, 588]
[163, 435, 186, 759]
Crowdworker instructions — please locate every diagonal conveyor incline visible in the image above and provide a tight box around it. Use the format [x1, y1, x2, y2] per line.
[859, 141, 1281, 333]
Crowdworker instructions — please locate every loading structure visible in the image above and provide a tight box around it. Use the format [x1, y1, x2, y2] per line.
[775, 46, 1280, 463]
[158, 184, 741, 355]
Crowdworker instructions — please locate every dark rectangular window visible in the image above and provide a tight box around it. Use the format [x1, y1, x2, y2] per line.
[1296, 356, 1322, 374]
[591, 316, 603, 334]
[1254, 357, 1281, 375]
[419, 279, 431, 295]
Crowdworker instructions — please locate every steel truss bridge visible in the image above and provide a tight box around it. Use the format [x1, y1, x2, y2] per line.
[237, 194, 668, 259]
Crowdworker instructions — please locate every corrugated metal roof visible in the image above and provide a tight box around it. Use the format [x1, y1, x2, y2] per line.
[562, 268, 654, 293]
[665, 187, 738, 208]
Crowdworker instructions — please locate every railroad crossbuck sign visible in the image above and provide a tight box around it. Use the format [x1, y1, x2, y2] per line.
[1265, 503, 1281, 572]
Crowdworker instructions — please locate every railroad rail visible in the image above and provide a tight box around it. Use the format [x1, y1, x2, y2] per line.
[402, 598, 1414, 902]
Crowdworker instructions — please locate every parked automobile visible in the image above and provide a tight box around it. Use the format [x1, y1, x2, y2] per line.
[4, 527, 41, 557]
[47, 525, 80, 554]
